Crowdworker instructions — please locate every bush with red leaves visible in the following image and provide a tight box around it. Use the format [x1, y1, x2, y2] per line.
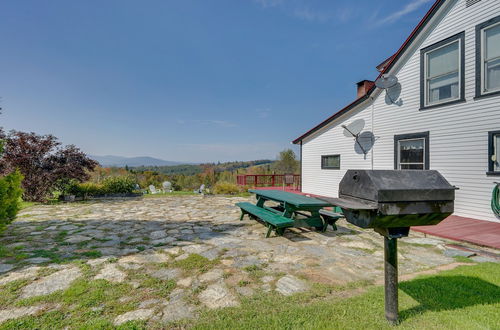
[0, 130, 97, 202]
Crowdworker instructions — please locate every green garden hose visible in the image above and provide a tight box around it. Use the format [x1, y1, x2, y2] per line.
[492, 183, 500, 217]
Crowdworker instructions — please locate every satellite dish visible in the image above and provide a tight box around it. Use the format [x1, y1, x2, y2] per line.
[342, 119, 365, 138]
[375, 74, 398, 89]
[341, 119, 371, 155]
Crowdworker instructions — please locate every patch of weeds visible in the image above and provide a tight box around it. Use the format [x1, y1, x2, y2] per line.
[0, 310, 69, 329]
[0, 279, 29, 308]
[244, 265, 266, 279]
[108, 257, 119, 263]
[37, 267, 59, 278]
[13, 252, 30, 262]
[140, 275, 176, 297]
[78, 250, 102, 258]
[76, 240, 90, 248]
[172, 254, 219, 273]
[453, 256, 475, 263]
[137, 246, 146, 252]
[116, 320, 148, 330]
[192, 283, 208, 295]
[238, 280, 251, 287]
[34, 225, 45, 231]
[30, 249, 61, 262]
[17, 279, 134, 316]
[55, 230, 68, 241]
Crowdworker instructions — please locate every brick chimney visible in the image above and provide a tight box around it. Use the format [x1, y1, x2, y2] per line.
[356, 80, 375, 98]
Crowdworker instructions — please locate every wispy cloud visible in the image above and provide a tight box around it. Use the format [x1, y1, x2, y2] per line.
[293, 6, 330, 23]
[378, 0, 433, 25]
[256, 108, 271, 119]
[254, 0, 284, 8]
[254, 0, 354, 24]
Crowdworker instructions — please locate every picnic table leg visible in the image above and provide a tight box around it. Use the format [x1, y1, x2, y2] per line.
[276, 228, 286, 236]
[240, 211, 245, 221]
[266, 225, 274, 238]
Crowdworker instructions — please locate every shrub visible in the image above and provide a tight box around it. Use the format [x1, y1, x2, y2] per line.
[213, 182, 241, 195]
[0, 131, 97, 201]
[101, 176, 136, 194]
[70, 182, 103, 199]
[0, 170, 24, 232]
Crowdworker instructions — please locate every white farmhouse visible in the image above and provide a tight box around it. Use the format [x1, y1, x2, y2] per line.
[292, 0, 500, 223]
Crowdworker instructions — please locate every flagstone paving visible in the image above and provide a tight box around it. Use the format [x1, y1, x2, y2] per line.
[0, 195, 474, 327]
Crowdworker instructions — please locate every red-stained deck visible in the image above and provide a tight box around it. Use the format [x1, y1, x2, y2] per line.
[413, 215, 500, 249]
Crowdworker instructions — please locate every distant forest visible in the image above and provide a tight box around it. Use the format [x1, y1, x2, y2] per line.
[131, 159, 274, 176]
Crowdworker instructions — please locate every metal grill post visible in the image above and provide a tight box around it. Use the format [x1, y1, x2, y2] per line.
[384, 237, 398, 325]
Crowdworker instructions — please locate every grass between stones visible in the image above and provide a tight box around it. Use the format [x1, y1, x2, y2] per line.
[0, 257, 498, 328]
[181, 262, 500, 330]
[171, 254, 219, 273]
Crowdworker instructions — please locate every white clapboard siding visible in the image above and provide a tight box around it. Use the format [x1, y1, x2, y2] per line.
[301, 0, 500, 222]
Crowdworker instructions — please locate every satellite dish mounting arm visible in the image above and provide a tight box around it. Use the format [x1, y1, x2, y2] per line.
[341, 125, 368, 154]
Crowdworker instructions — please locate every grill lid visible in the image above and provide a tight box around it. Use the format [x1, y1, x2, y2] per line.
[339, 170, 455, 203]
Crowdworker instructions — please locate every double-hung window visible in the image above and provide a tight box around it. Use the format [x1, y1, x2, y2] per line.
[394, 132, 429, 170]
[420, 32, 465, 109]
[476, 15, 500, 98]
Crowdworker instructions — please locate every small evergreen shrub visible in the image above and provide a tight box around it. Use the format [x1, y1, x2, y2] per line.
[0, 170, 24, 232]
[74, 182, 103, 199]
[213, 182, 241, 195]
[101, 176, 137, 194]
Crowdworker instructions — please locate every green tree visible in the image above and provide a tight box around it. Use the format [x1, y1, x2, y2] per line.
[274, 149, 299, 174]
[0, 133, 24, 233]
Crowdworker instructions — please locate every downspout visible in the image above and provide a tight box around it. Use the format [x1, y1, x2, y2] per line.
[300, 140, 303, 192]
[370, 96, 375, 170]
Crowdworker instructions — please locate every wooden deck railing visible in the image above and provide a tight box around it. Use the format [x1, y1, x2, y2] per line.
[236, 174, 301, 188]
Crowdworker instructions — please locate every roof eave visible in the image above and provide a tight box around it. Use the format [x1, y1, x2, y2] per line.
[292, 87, 374, 144]
[291, 0, 446, 144]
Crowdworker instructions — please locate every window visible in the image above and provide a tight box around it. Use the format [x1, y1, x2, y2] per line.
[420, 32, 465, 109]
[321, 155, 340, 169]
[394, 132, 429, 170]
[488, 131, 500, 175]
[476, 15, 500, 98]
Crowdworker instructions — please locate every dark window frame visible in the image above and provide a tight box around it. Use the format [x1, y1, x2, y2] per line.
[321, 154, 340, 170]
[488, 130, 500, 176]
[394, 131, 430, 170]
[420, 32, 466, 110]
[475, 15, 500, 100]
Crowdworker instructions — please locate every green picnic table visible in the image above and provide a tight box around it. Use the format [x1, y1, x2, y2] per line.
[235, 189, 342, 237]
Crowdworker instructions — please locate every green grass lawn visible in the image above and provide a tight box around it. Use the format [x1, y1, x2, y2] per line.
[0, 258, 498, 329]
[186, 262, 500, 330]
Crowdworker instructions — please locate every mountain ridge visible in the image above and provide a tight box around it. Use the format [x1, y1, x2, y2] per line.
[90, 155, 189, 167]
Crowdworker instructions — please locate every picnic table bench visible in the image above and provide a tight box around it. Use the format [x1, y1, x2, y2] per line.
[236, 189, 343, 237]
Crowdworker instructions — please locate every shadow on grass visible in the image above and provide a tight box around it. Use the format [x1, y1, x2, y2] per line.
[399, 275, 500, 320]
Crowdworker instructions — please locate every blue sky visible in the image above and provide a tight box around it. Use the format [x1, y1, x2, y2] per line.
[0, 0, 435, 163]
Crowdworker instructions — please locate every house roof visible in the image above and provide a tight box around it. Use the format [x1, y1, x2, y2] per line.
[292, 0, 446, 145]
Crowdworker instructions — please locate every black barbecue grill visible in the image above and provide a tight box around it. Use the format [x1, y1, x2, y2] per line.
[321, 170, 456, 324]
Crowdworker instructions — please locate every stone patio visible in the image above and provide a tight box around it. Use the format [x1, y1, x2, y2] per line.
[0, 195, 474, 326]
